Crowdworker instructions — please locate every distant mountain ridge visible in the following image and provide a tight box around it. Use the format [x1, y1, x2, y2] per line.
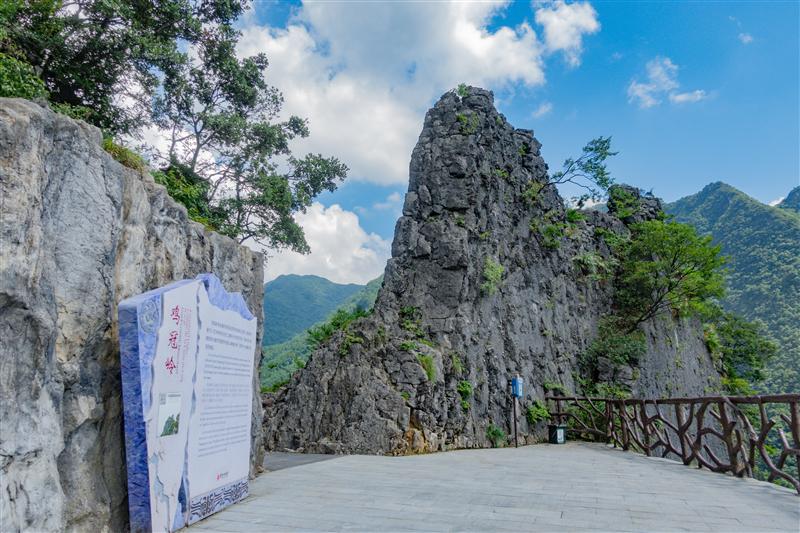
[260, 275, 383, 391]
[666, 182, 800, 393]
[262, 274, 363, 346]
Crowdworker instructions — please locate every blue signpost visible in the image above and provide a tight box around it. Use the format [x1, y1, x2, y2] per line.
[510, 375, 523, 447]
[511, 376, 523, 398]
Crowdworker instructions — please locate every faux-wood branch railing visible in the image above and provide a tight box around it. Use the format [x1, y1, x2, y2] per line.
[545, 394, 800, 493]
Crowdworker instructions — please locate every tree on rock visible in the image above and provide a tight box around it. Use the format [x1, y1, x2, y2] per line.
[0, 1, 348, 252]
[615, 220, 726, 331]
[152, 25, 347, 251]
[545, 136, 617, 206]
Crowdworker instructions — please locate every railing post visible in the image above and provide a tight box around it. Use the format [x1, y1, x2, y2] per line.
[791, 401, 800, 483]
[622, 401, 630, 451]
[675, 403, 689, 465]
[641, 400, 651, 456]
[694, 400, 707, 469]
[718, 400, 741, 476]
[556, 397, 562, 425]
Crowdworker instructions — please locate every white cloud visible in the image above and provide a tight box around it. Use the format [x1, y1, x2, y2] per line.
[627, 57, 678, 108]
[298, 2, 547, 90]
[534, 1, 600, 66]
[669, 90, 708, 104]
[729, 16, 754, 44]
[373, 192, 403, 211]
[235, 1, 599, 186]
[532, 101, 554, 118]
[237, 24, 421, 186]
[627, 56, 708, 108]
[262, 203, 391, 285]
[566, 196, 603, 209]
[768, 197, 785, 206]
[627, 81, 658, 109]
[645, 57, 680, 91]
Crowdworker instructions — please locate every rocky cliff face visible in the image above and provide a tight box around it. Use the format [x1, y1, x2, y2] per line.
[0, 99, 264, 533]
[264, 87, 720, 455]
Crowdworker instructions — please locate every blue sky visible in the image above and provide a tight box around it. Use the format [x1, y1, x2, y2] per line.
[239, 1, 799, 284]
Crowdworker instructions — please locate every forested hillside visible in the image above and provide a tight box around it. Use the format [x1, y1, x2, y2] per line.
[263, 275, 363, 346]
[261, 276, 383, 391]
[667, 182, 800, 393]
[779, 186, 800, 213]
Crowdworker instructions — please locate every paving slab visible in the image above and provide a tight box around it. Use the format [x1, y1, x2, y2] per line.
[189, 442, 799, 532]
[263, 452, 340, 472]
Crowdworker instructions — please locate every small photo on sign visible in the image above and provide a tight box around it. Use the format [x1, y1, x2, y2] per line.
[158, 393, 182, 437]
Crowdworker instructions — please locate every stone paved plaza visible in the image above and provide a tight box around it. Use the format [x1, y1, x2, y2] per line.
[189, 442, 799, 532]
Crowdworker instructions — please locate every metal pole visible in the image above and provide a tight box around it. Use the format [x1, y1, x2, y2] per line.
[513, 397, 519, 448]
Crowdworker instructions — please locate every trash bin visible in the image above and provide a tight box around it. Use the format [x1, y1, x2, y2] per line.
[548, 424, 566, 444]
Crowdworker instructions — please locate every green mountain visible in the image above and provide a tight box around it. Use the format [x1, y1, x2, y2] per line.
[261, 275, 384, 391]
[263, 274, 363, 346]
[779, 186, 800, 213]
[666, 182, 800, 393]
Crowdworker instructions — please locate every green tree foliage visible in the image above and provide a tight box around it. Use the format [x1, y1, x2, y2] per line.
[457, 380, 473, 410]
[615, 220, 726, 331]
[525, 400, 550, 425]
[450, 353, 464, 374]
[666, 182, 800, 393]
[0, 0, 246, 134]
[706, 311, 778, 394]
[481, 258, 504, 295]
[543, 381, 568, 396]
[586, 214, 775, 397]
[306, 307, 369, 350]
[399, 306, 424, 337]
[102, 135, 146, 171]
[153, 25, 347, 250]
[0, 52, 46, 98]
[457, 380, 473, 398]
[579, 317, 646, 396]
[584, 317, 647, 369]
[486, 424, 506, 448]
[573, 251, 616, 281]
[261, 304, 369, 391]
[546, 136, 617, 206]
[417, 354, 436, 381]
[152, 163, 221, 228]
[607, 186, 641, 219]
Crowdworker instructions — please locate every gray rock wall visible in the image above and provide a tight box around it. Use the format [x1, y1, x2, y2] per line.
[0, 99, 265, 533]
[263, 87, 720, 455]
